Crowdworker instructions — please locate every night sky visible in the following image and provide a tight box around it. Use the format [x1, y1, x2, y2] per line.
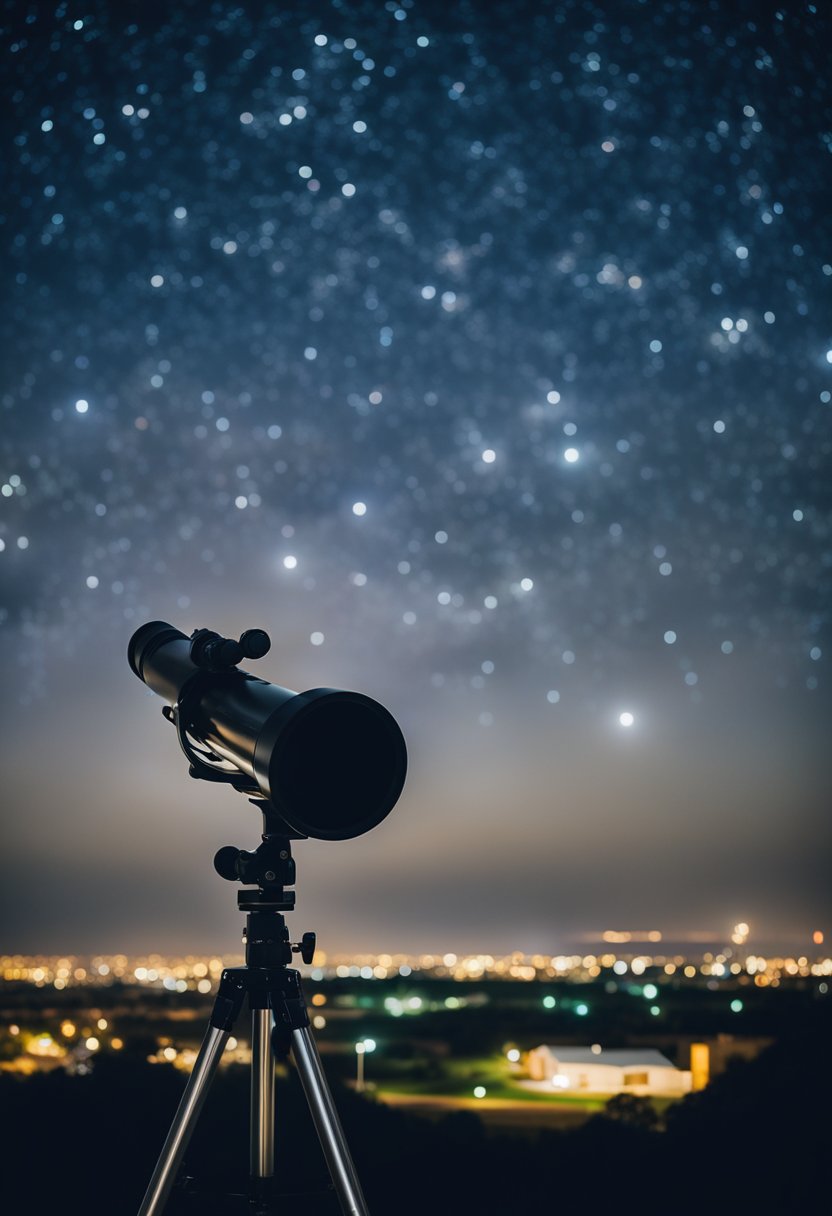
[2, 1, 830, 958]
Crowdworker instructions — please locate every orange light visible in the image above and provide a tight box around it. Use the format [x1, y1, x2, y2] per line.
[813, 931, 824, 946]
[690, 1043, 709, 1091]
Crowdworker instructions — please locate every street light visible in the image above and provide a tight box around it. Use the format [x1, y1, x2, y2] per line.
[355, 1038, 376, 1093]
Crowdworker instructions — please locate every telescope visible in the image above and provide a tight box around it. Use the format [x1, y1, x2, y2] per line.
[129, 621, 408, 1216]
[128, 620, 407, 840]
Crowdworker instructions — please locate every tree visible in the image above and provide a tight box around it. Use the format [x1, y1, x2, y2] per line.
[601, 1092, 660, 1131]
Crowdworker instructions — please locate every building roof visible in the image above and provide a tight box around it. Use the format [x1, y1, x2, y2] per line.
[537, 1046, 678, 1069]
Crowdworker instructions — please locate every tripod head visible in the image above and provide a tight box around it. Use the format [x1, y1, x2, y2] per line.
[214, 808, 316, 967]
[214, 806, 297, 906]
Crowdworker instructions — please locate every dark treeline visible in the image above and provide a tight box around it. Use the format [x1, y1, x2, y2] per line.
[1, 1018, 828, 1215]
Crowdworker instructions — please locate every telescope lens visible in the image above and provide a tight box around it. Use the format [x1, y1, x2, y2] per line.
[265, 693, 407, 840]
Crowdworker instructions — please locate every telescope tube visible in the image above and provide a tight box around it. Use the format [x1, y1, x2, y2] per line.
[128, 621, 407, 840]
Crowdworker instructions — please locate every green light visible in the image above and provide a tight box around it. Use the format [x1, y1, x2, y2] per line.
[649, 1005, 660, 1016]
[643, 983, 658, 1000]
[575, 1003, 589, 1016]
[543, 995, 556, 1009]
[730, 998, 743, 1013]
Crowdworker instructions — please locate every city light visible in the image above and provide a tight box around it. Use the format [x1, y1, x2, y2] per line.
[1, 941, 829, 1108]
[355, 1037, 376, 1093]
[1, 942, 830, 997]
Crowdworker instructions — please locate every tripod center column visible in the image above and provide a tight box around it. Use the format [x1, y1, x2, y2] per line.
[250, 1007, 276, 1178]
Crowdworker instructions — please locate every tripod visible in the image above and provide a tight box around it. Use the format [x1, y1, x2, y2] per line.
[138, 822, 369, 1216]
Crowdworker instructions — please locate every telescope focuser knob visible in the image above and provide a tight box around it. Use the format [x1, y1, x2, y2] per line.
[293, 932, 317, 965]
[239, 628, 271, 659]
[189, 626, 271, 671]
[214, 846, 242, 881]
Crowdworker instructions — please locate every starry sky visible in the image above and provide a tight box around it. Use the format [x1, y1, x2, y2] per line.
[2, 0, 830, 958]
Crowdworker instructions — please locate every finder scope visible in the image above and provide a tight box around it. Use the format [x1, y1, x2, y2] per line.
[128, 620, 407, 841]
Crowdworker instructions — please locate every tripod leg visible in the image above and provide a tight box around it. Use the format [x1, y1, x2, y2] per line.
[291, 1026, 370, 1216]
[250, 1008, 275, 1177]
[138, 967, 246, 1216]
[137, 1024, 228, 1215]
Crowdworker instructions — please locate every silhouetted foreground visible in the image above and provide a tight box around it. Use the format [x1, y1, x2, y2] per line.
[2, 1025, 828, 1214]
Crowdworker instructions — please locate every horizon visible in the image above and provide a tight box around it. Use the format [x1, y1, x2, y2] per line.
[3, 927, 827, 965]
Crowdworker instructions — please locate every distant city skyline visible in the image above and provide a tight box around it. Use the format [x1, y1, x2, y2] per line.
[5, 935, 830, 989]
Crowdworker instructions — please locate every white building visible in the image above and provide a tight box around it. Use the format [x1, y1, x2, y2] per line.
[526, 1045, 691, 1097]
